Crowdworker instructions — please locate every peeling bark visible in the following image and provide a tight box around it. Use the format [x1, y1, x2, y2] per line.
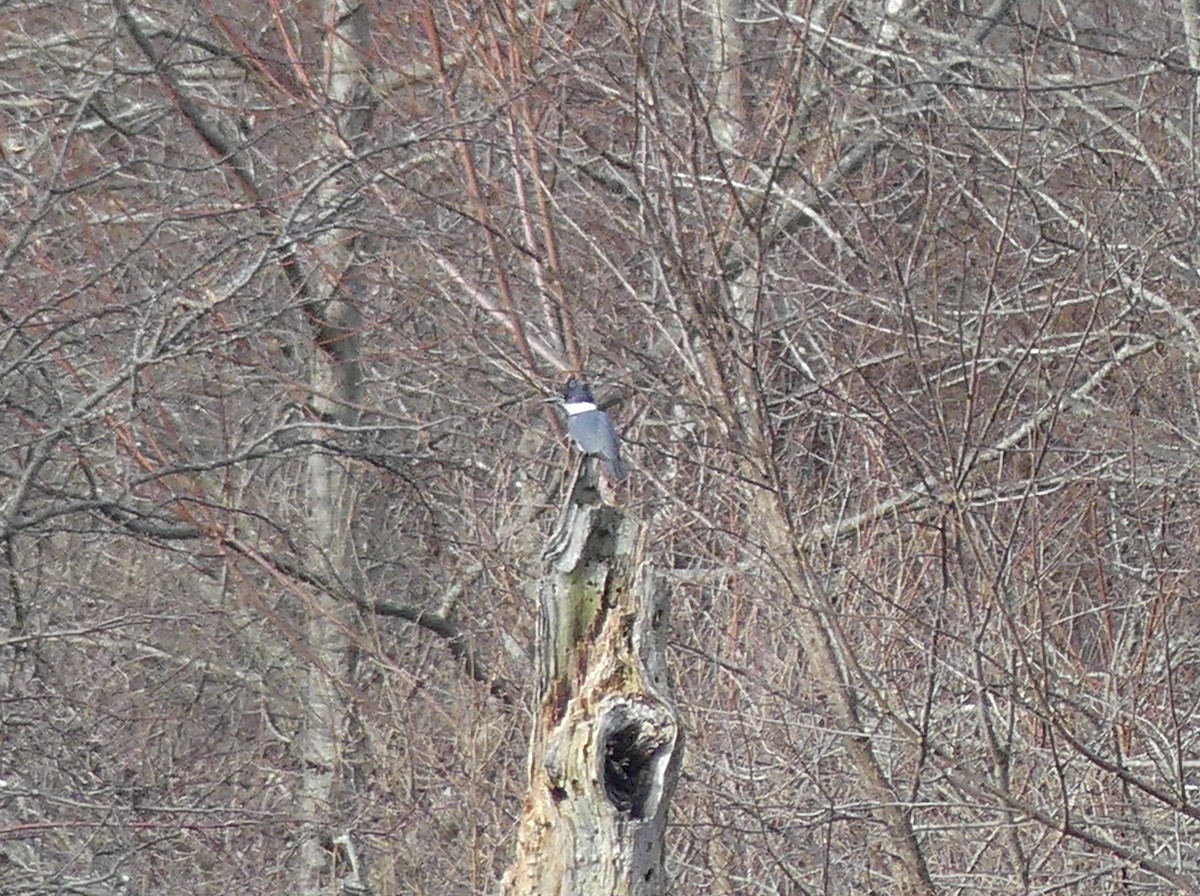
[501, 470, 683, 896]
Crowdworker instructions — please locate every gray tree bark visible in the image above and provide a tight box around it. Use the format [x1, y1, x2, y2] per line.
[295, 1, 374, 893]
[501, 469, 683, 896]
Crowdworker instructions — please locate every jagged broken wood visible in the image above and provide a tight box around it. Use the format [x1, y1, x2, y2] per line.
[501, 466, 682, 896]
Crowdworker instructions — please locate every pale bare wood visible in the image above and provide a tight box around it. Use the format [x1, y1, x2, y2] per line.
[501, 468, 682, 896]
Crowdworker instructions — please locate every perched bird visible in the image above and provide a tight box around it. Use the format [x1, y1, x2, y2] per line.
[556, 378, 627, 480]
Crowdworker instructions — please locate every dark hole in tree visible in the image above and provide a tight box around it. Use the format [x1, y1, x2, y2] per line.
[603, 722, 657, 819]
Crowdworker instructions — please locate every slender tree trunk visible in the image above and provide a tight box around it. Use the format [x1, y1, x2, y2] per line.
[296, 1, 374, 893]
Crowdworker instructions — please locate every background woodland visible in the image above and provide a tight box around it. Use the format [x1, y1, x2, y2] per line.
[5, 0, 1200, 893]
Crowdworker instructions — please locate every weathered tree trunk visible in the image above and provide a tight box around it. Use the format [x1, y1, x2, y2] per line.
[501, 468, 683, 896]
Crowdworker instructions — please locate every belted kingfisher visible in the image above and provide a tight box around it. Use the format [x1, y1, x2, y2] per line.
[557, 379, 627, 480]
